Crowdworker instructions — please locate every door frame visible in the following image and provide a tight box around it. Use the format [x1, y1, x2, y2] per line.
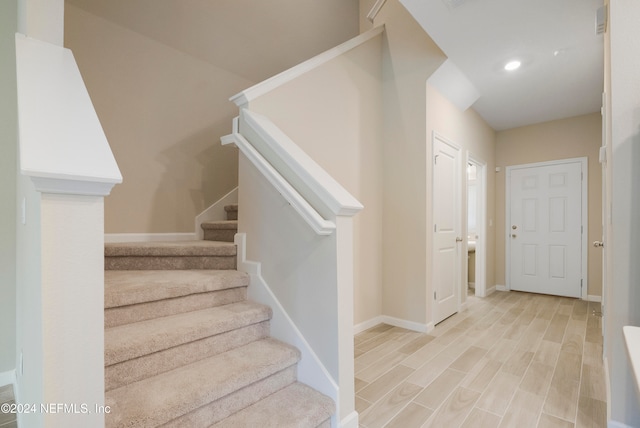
[431, 131, 463, 324]
[505, 157, 588, 300]
[599, 90, 608, 351]
[467, 154, 487, 298]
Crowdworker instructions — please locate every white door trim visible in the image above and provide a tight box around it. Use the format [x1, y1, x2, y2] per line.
[505, 157, 588, 300]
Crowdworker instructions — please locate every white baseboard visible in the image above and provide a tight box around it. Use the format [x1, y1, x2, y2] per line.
[588, 295, 602, 303]
[472, 286, 496, 298]
[105, 188, 239, 243]
[353, 316, 385, 335]
[425, 322, 435, 333]
[340, 410, 359, 428]
[495, 284, 507, 291]
[354, 315, 429, 334]
[104, 233, 197, 243]
[0, 370, 15, 388]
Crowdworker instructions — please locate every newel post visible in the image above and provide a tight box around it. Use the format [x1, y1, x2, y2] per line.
[15, 32, 121, 428]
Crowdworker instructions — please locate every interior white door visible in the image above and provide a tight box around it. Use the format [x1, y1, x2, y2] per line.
[508, 161, 582, 297]
[433, 135, 461, 324]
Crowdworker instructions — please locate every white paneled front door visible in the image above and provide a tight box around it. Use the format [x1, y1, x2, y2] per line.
[508, 160, 584, 298]
[433, 134, 461, 324]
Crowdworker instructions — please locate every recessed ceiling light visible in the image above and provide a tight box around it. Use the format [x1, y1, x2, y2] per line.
[504, 60, 521, 71]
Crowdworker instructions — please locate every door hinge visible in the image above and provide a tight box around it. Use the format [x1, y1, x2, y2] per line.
[434, 224, 437, 232]
[434, 154, 439, 165]
[434, 291, 437, 300]
[581, 226, 583, 234]
[581, 279, 583, 289]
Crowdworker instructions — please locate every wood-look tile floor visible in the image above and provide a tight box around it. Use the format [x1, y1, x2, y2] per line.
[354, 290, 606, 428]
[0, 384, 17, 428]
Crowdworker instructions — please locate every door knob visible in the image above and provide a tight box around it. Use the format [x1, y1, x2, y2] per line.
[593, 241, 604, 248]
[511, 234, 517, 238]
[512, 225, 518, 230]
[456, 237, 463, 242]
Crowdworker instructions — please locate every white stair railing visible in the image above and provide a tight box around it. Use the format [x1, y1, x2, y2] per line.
[221, 116, 337, 235]
[222, 110, 362, 428]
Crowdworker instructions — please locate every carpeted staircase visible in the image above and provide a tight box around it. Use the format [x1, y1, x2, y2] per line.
[104, 204, 334, 427]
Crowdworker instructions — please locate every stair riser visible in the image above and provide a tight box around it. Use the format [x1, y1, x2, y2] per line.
[105, 287, 247, 328]
[159, 366, 297, 428]
[203, 229, 237, 242]
[106, 321, 269, 391]
[105, 256, 236, 270]
[224, 205, 238, 221]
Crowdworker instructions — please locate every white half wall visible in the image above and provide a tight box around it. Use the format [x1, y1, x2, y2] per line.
[40, 194, 105, 427]
[605, 1, 640, 426]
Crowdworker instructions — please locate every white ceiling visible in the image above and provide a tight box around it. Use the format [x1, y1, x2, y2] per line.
[401, 0, 605, 130]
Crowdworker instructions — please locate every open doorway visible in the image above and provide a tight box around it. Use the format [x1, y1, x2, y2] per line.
[467, 155, 487, 297]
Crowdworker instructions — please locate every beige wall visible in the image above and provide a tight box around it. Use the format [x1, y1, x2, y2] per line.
[495, 113, 603, 297]
[375, 1, 447, 327]
[360, 0, 373, 32]
[426, 84, 497, 302]
[66, 0, 360, 85]
[0, 0, 18, 373]
[64, 1, 360, 233]
[65, 5, 248, 233]
[249, 34, 384, 326]
[249, 0, 453, 328]
[365, 0, 494, 327]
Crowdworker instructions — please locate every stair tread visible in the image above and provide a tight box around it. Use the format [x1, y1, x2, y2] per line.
[211, 382, 334, 428]
[105, 338, 300, 428]
[105, 301, 271, 366]
[105, 240, 236, 257]
[200, 220, 238, 230]
[105, 270, 249, 309]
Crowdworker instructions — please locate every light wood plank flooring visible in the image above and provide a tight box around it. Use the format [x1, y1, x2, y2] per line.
[355, 290, 606, 428]
[0, 384, 17, 428]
